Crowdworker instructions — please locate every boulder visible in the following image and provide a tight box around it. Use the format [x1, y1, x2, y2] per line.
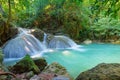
[83, 39, 92, 44]
[30, 28, 44, 41]
[76, 63, 120, 80]
[0, 27, 18, 47]
[10, 54, 40, 74]
[43, 62, 72, 79]
[30, 75, 41, 80]
[33, 57, 47, 71]
[11, 71, 34, 80]
[111, 40, 120, 44]
[30, 28, 54, 45]
[43, 62, 67, 75]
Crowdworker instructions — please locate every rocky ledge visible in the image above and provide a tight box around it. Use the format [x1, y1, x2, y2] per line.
[76, 63, 120, 80]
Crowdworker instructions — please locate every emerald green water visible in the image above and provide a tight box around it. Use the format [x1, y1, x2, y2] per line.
[43, 43, 120, 78]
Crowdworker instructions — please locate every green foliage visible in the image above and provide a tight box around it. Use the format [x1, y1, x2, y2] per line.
[90, 0, 120, 20]
[0, 48, 3, 64]
[28, 0, 91, 40]
[62, 1, 90, 39]
[89, 17, 120, 41]
[1, 0, 120, 42]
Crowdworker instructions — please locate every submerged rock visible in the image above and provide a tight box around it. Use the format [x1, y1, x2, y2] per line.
[76, 63, 120, 80]
[10, 54, 40, 74]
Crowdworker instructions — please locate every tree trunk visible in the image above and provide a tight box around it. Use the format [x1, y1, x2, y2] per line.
[6, 0, 11, 32]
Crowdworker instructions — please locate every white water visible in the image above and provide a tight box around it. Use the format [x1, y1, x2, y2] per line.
[3, 28, 78, 58]
[48, 35, 78, 49]
[42, 33, 48, 48]
[3, 28, 46, 58]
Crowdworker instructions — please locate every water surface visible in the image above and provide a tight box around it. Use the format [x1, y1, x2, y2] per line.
[4, 43, 120, 79]
[43, 43, 120, 78]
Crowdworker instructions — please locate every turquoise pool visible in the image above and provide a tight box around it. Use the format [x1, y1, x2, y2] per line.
[43, 43, 120, 78]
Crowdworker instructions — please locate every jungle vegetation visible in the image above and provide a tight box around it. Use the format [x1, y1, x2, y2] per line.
[0, 0, 120, 43]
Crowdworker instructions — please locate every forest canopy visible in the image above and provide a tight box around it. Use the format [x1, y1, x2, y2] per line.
[0, 0, 120, 42]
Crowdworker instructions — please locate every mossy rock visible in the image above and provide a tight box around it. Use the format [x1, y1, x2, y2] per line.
[76, 63, 120, 80]
[10, 54, 40, 74]
[33, 57, 47, 71]
[43, 62, 67, 75]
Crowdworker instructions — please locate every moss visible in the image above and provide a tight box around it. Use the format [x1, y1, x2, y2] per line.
[10, 54, 40, 74]
[33, 57, 47, 71]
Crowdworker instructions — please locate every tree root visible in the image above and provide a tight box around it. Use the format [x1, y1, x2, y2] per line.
[0, 72, 16, 78]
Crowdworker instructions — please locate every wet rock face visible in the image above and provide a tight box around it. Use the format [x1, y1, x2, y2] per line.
[30, 28, 44, 41]
[0, 27, 18, 47]
[76, 63, 120, 80]
[30, 28, 54, 45]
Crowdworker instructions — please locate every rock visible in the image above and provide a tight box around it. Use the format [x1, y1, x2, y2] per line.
[25, 71, 34, 79]
[30, 28, 44, 41]
[0, 49, 12, 80]
[30, 75, 41, 80]
[33, 58, 47, 71]
[0, 49, 8, 71]
[38, 72, 71, 80]
[0, 75, 7, 80]
[11, 71, 34, 80]
[76, 63, 120, 80]
[38, 73, 55, 80]
[43, 62, 67, 75]
[43, 62, 72, 79]
[0, 26, 18, 47]
[53, 76, 70, 80]
[30, 28, 54, 44]
[83, 39, 92, 44]
[111, 40, 120, 44]
[10, 54, 40, 74]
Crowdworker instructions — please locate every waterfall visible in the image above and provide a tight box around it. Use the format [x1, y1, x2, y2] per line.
[2, 28, 78, 59]
[3, 28, 46, 58]
[43, 33, 47, 48]
[48, 35, 78, 49]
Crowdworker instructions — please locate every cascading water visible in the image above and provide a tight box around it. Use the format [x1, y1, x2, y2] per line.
[2, 28, 79, 58]
[3, 28, 46, 58]
[48, 35, 78, 49]
[42, 33, 48, 47]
